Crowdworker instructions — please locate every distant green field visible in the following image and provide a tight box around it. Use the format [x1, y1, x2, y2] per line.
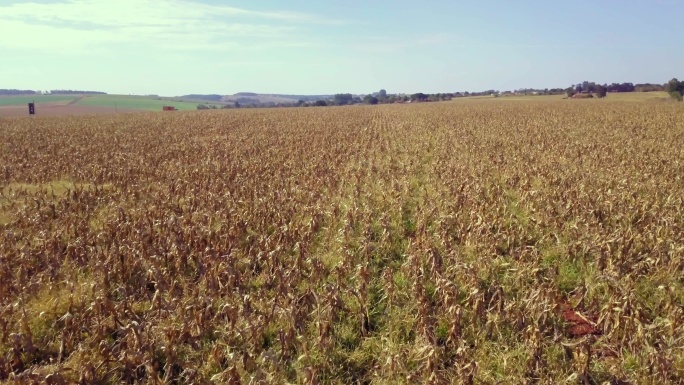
[0, 95, 78, 106]
[76, 95, 208, 111]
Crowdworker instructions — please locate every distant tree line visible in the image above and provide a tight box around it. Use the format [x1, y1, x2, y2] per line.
[8, 77, 683, 111]
[634, 83, 666, 92]
[0, 89, 108, 96]
[0, 89, 39, 95]
[204, 77, 683, 110]
[202, 76, 683, 110]
[560, 80, 678, 99]
[336, 79, 679, 106]
[183, 94, 223, 102]
[49, 90, 107, 95]
[196, 104, 220, 110]
[235, 97, 261, 104]
[231, 92, 335, 102]
[564, 81, 631, 95]
[195, 99, 327, 110]
[264, 94, 334, 102]
[502, 88, 567, 95]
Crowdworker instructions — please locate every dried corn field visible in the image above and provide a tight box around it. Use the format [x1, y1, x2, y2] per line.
[1, 100, 683, 384]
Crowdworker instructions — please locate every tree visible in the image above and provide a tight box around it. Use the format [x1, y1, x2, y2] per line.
[363, 95, 378, 104]
[333, 93, 353, 106]
[665, 78, 678, 93]
[606, 82, 635, 93]
[234, 101, 240, 108]
[378, 89, 387, 98]
[565, 87, 575, 97]
[666, 78, 684, 101]
[596, 85, 608, 98]
[314, 100, 327, 107]
[410, 93, 428, 102]
[582, 81, 591, 93]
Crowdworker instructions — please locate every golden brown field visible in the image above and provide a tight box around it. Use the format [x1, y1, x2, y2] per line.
[1, 100, 683, 384]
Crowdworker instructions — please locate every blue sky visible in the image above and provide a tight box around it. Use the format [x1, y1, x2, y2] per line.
[1, 0, 682, 96]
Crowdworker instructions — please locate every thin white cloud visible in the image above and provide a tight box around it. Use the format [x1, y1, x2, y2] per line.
[0, 0, 346, 53]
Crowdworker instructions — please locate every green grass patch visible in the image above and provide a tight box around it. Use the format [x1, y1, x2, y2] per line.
[77, 94, 208, 111]
[88, 206, 117, 232]
[474, 340, 529, 382]
[0, 212, 11, 225]
[542, 253, 583, 294]
[557, 260, 583, 295]
[0, 95, 79, 106]
[633, 277, 683, 320]
[539, 246, 583, 294]
[1, 180, 114, 225]
[2, 180, 111, 196]
[0, 269, 95, 370]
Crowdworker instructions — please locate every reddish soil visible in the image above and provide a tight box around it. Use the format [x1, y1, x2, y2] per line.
[0, 103, 138, 118]
[559, 301, 602, 338]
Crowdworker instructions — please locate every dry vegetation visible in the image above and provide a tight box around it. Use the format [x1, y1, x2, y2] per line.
[1, 100, 683, 384]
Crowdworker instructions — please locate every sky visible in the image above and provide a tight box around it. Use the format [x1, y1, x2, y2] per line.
[1, 0, 682, 96]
